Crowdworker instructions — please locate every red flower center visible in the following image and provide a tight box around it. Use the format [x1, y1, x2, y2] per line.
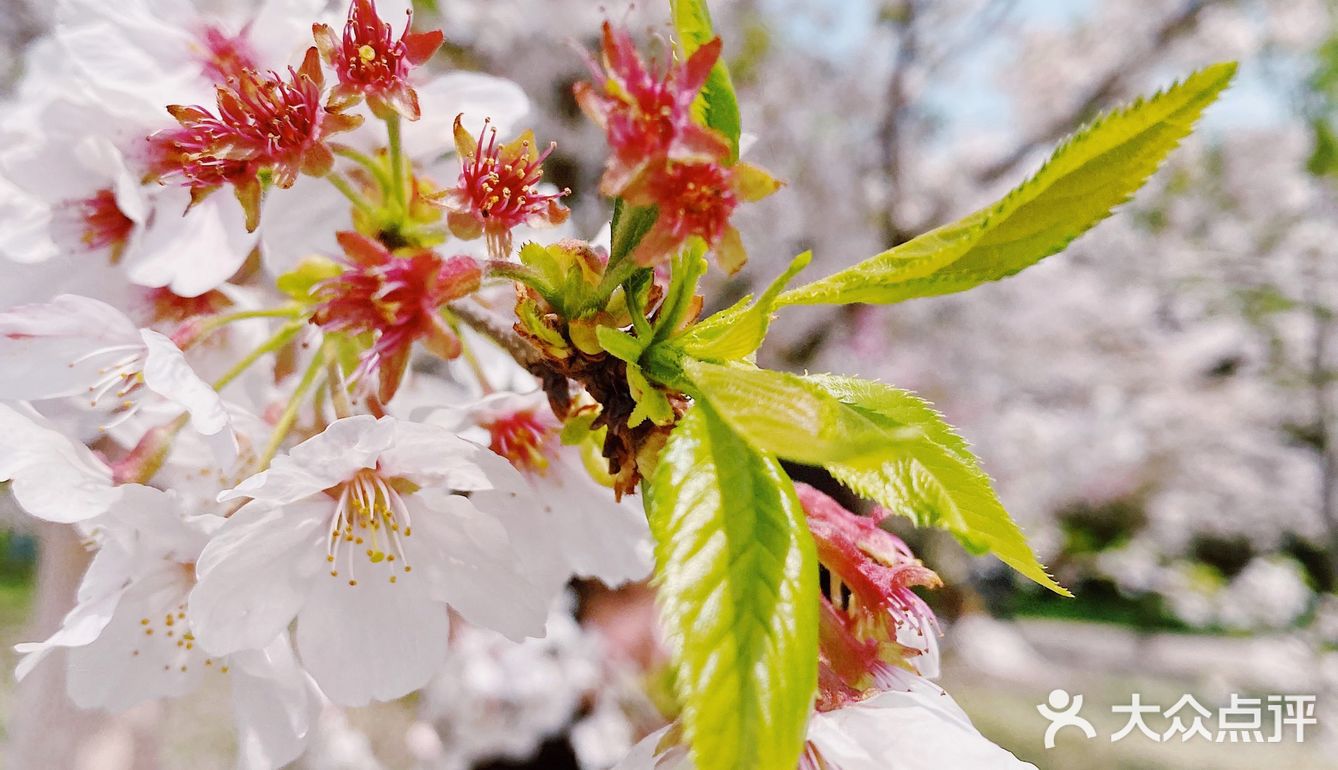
[198, 25, 258, 83]
[652, 162, 738, 245]
[336, 0, 410, 91]
[484, 409, 558, 474]
[312, 235, 481, 382]
[458, 122, 561, 228]
[66, 189, 135, 258]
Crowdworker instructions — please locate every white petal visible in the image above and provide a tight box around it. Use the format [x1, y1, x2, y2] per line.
[295, 571, 450, 706]
[220, 416, 393, 505]
[258, 173, 346, 277]
[284, 414, 395, 482]
[65, 564, 205, 712]
[14, 545, 131, 681]
[125, 189, 256, 297]
[0, 402, 118, 522]
[807, 677, 1037, 770]
[139, 328, 237, 465]
[612, 727, 692, 770]
[0, 294, 140, 400]
[191, 500, 328, 656]
[410, 493, 550, 641]
[246, 0, 329, 70]
[230, 635, 321, 770]
[99, 484, 216, 563]
[407, 72, 530, 160]
[536, 451, 653, 586]
[377, 419, 493, 490]
[0, 179, 57, 263]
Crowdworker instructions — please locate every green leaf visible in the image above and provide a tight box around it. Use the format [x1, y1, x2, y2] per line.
[678, 359, 919, 466]
[781, 62, 1237, 307]
[596, 325, 644, 364]
[651, 241, 709, 344]
[276, 255, 343, 303]
[806, 374, 1070, 596]
[671, 0, 741, 160]
[647, 404, 817, 770]
[609, 199, 659, 266]
[676, 251, 811, 361]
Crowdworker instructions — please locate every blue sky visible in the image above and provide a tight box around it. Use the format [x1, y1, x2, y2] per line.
[772, 0, 1297, 143]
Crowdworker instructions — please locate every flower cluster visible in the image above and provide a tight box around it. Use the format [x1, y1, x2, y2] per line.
[577, 22, 781, 271]
[0, 0, 1095, 768]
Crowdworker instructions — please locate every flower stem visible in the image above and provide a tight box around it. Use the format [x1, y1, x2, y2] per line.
[326, 172, 376, 217]
[212, 321, 304, 391]
[332, 144, 392, 192]
[188, 306, 304, 346]
[324, 341, 353, 419]
[255, 345, 327, 471]
[484, 259, 544, 289]
[593, 258, 644, 309]
[385, 114, 409, 213]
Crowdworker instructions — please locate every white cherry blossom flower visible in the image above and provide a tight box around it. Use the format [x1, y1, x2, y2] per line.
[0, 294, 236, 461]
[427, 390, 653, 587]
[613, 671, 1036, 770]
[0, 401, 119, 522]
[190, 414, 556, 706]
[14, 484, 320, 769]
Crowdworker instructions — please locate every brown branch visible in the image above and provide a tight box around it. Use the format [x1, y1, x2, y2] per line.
[448, 299, 549, 376]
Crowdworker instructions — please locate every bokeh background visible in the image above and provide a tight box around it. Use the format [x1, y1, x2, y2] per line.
[1, 0, 1336, 768]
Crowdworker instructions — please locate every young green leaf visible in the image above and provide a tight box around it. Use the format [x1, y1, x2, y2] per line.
[647, 404, 817, 770]
[678, 359, 920, 466]
[609, 199, 660, 266]
[806, 374, 1070, 596]
[676, 251, 811, 361]
[671, 0, 742, 160]
[780, 62, 1237, 307]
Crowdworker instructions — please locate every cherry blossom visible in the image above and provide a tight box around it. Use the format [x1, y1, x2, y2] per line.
[13, 484, 320, 770]
[0, 294, 236, 461]
[190, 415, 556, 706]
[436, 115, 570, 259]
[311, 232, 482, 401]
[313, 0, 444, 120]
[575, 22, 731, 196]
[426, 390, 654, 587]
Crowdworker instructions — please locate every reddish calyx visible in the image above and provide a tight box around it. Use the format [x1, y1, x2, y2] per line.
[148, 48, 362, 231]
[796, 483, 942, 711]
[313, 0, 444, 120]
[435, 115, 570, 259]
[483, 409, 559, 475]
[312, 231, 481, 401]
[574, 22, 731, 195]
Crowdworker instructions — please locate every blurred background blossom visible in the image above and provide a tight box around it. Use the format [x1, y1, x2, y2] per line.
[1, 0, 1336, 768]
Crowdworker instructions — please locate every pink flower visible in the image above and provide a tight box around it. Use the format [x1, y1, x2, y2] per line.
[148, 48, 363, 231]
[795, 483, 941, 711]
[626, 158, 782, 273]
[313, 0, 444, 120]
[311, 232, 481, 401]
[197, 24, 260, 83]
[436, 115, 570, 259]
[575, 23, 731, 195]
